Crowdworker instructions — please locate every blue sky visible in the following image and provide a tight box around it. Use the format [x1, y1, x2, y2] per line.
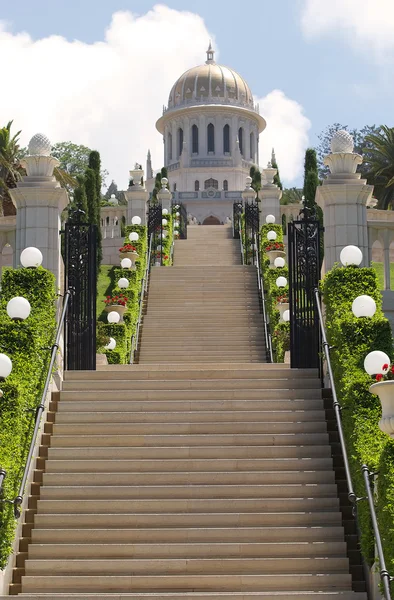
[0, 0, 392, 187]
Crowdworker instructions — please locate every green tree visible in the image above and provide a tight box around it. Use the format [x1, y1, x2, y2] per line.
[104, 180, 119, 200]
[52, 141, 109, 186]
[68, 175, 88, 222]
[364, 125, 394, 209]
[88, 150, 102, 200]
[151, 167, 169, 202]
[280, 187, 303, 205]
[303, 149, 319, 208]
[249, 165, 261, 193]
[0, 121, 22, 216]
[271, 159, 282, 190]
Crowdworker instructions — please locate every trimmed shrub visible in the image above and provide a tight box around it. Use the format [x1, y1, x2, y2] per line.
[322, 264, 394, 573]
[0, 267, 57, 568]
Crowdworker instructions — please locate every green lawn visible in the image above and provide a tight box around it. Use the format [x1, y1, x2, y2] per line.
[371, 262, 394, 290]
[97, 265, 116, 321]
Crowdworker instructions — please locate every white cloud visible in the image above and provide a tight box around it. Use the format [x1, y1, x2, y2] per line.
[300, 0, 394, 60]
[0, 5, 310, 189]
[257, 90, 311, 184]
[0, 5, 213, 189]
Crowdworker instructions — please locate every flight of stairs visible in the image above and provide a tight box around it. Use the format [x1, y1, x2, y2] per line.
[4, 225, 366, 598]
[8, 365, 365, 598]
[138, 225, 267, 363]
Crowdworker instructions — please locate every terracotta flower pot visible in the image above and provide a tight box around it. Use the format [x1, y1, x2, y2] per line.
[267, 250, 286, 268]
[276, 302, 289, 322]
[119, 250, 139, 265]
[105, 304, 127, 322]
[369, 380, 394, 438]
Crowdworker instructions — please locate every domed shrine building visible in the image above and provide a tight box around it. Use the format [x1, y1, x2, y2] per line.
[146, 44, 266, 225]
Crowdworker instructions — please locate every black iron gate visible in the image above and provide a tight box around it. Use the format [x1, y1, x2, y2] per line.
[64, 222, 97, 370]
[232, 202, 243, 239]
[148, 202, 163, 266]
[288, 210, 321, 369]
[244, 201, 259, 265]
[173, 202, 187, 239]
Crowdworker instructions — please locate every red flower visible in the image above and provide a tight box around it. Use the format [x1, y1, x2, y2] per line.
[391, 365, 394, 373]
[383, 363, 389, 371]
[376, 373, 383, 381]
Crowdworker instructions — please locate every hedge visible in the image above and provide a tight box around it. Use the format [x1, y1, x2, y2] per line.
[321, 264, 394, 578]
[259, 223, 289, 362]
[0, 267, 57, 569]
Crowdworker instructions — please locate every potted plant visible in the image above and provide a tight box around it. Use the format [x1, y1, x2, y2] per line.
[275, 294, 289, 321]
[368, 359, 394, 438]
[104, 293, 128, 322]
[265, 241, 286, 268]
[119, 243, 139, 265]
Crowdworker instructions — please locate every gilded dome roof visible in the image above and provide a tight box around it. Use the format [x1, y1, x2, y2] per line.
[167, 44, 254, 110]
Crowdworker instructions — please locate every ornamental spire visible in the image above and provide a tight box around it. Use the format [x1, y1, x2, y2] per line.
[206, 41, 215, 64]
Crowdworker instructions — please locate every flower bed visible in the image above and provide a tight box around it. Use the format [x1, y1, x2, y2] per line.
[0, 267, 57, 568]
[322, 264, 394, 574]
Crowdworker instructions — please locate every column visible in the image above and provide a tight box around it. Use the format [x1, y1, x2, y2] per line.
[125, 166, 149, 225]
[258, 166, 282, 227]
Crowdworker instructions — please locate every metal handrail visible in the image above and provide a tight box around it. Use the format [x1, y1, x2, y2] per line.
[130, 233, 153, 364]
[255, 233, 273, 363]
[362, 465, 393, 600]
[314, 287, 392, 600]
[12, 289, 71, 518]
[239, 217, 245, 265]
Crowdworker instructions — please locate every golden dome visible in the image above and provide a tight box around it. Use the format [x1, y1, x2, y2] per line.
[167, 44, 254, 110]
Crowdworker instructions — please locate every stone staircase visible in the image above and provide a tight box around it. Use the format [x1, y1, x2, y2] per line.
[138, 225, 267, 363]
[7, 365, 365, 598]
[4, 225, 366, 599]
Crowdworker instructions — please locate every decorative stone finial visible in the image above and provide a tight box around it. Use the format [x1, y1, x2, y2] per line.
[161, 177, 168, 188]
[28, 133, 52, 156]
[330, 130, 354, 154]
[245, 176, 252, 189]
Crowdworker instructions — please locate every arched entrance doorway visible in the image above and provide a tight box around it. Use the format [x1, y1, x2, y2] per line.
[202, 216, 221, 225]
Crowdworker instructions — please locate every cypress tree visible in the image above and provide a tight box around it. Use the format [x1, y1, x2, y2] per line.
[304, 169, 319, 209]
[249, 166, 261, 194]
[88, 150, 102, 200]
[303, 149, 318, 202]
[85, 165, 102, 273]
[271, 159, 283, 190]
[71, 175, 88, 222]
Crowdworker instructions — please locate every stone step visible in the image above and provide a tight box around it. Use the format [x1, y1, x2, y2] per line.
[61, 378, 321, 391]
[58, 388, 321, 400]
[45, 443, 332, 460]
[24, 556, 350, 576]
[19, 573, 353, 593]
[53, 409, 326, 423]
[27, 540, 348, 559]
[33, 510, 342, 528]
[31, 525, 348, 544]
[49, 421, 328, 435]
[6, 593, 368, 600]
[36, 497, 339, 513]
[83, 364, 315, 375]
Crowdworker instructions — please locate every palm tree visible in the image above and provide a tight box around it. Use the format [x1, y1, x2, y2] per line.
[364, 126, 394, 209]
[0, 121, 22, 216]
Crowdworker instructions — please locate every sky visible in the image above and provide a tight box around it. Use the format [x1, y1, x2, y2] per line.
[0, 0, 393, 189]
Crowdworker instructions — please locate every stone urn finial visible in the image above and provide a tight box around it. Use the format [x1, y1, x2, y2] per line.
[28, 133, 52, 156]
[330, 130, 354, 154]
[19, 132, 59, 180]
[245, 176, 252, 190]
[324, 129, 362, 178]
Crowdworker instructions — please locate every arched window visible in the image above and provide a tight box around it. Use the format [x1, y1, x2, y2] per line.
[192, 124, 199, 154]
[177, 128, 183, 158]
[204, 178, 218, 190]
[250, 132, 255, 160]
[238, 127, 244, 156]
[223, 124, 230, 154]
[207, 123, 215, 153]
[194, 180, 200, 191]
[223, 180, 228, 191]
[168, 132, 173, 161]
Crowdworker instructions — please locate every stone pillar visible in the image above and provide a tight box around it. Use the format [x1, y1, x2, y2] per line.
[124, 166, 149, 226]
[9, 133, 68, 287]
[316, 130, 374, 271]
[258, 165, 282, 227]
[157, 178, 172, 212]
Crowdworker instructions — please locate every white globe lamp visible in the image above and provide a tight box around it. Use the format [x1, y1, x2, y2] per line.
[364, 351, 391, 376]
[266, 215, 276, 224]
[162, 219, 168, 226]
[131, 216, 142, 225]
[176, 212, 180, 217]
[283, 310, 290, 322]
[104, 337, 116, 351]
[129, 232, 139, 242]
[274, 257, 286, 268]
[340, 245, 363, 266]
[267, 231, 277, 241]
[162, 208, 169, 215]
[156, 244, 162, 252]
[7, 297, 31, 321]
[107, 311, 121, 324]
[174, 221, 180, 229]
[120, 258, 132, 269]
[352, 295, 377, 318]
[276, 276, 287, 288]
[118, 278, 129, 289]
[20, 247, 43, 268]
[0, 354, 12, 379]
